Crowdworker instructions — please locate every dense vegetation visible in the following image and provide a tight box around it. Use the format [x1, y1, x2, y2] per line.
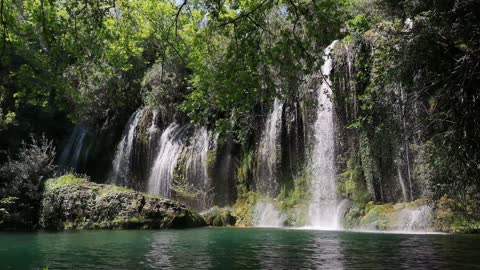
[1, 0, 479, 231]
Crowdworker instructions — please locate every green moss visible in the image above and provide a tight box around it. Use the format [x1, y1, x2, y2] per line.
[234, 187, 258, 227]
[144, 193, 163, 199]
[207, 149, 216, 175]
[337, 156, 370, 203]
[236, 147, 254, 184]
[360, 202, 395, 230]
[277, 174, 308, 211]
[233, 148, 258, 226]
[342, 201, 367, 229]
[111, 216, 146, 228]
[44, 174, 87, 191]
[94, 185, 135, 196]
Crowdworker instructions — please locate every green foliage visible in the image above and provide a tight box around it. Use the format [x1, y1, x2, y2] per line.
[0, 196, 17, 225]
[142, 58, 188, 119]
[180, 0, 350, 142]
[237, 147, 254, 184]
[434, 196, 480, 233]
[345, 15, 371, 39]
[0, 135, 56, 228]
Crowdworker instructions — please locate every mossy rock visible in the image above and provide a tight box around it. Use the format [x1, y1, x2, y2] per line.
[202, 207, 236, 226]
[40, 174, 206, 230]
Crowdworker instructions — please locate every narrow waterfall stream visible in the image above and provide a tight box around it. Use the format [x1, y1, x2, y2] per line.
[306, 41, 341, 230]
[255, 99, 283, 195]
[185, 127, 212, 209]
[59, 125, 89, 171]
[111, 109, 144, 185]
[147, 111, 162, 166]
[251, 99, 285, 227]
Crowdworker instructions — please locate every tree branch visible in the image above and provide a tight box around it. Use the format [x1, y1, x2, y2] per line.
[175, 0, 187, 37]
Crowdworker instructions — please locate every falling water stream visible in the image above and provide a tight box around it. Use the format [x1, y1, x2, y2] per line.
[251, 99, 285, 226]
[59, 125, 89, 171]
[306, 41, 341, 230]
[255, 99, 283, 196]
[111, 109, 144, 185]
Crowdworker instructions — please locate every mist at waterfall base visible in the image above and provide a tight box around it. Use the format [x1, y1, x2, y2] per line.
[1, 228, 479, 270]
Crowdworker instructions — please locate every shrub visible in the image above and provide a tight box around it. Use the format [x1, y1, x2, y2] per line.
[0, 135, 56, 228]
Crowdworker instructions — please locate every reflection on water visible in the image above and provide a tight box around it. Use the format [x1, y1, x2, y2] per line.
[0, 228, 479, 269]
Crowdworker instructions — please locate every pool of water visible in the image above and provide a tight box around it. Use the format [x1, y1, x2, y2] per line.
[1, 228, 479, 269]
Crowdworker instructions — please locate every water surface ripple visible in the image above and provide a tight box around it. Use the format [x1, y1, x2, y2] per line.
[0, 228, 479, 269]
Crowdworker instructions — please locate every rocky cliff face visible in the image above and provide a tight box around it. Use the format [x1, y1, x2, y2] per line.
[40, 175, 206, 230]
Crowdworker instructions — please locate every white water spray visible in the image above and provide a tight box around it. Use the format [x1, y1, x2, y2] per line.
[252, 201, 287, 227]
[397, 205, 433, 232]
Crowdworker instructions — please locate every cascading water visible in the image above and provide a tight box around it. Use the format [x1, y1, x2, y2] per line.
[184, 127, 211, 209]
[111, 109, 144, 185]
[255, 99, 283, 196]
[147, 123, 187, 197]
[59, 125, 89, 170]
[306, 41, 342, 230]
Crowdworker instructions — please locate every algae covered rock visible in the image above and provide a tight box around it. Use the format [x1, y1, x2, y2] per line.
[343, 200, 433, 231]
[40, 174, 206, 230]
[202, 207, 236, 226]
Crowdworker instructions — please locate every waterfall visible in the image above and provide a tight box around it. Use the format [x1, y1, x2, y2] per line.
[147, 123, 187, 197]
[306, 41, 341, 230]
[111, 109, 144, 185]
[185, 127, 212, 208]
[59, 125, 89, 171]
[255, 99, 283, 196]
[397, 163, 409, 202]
[147, 110, 162, 167]
[252, 201, 287, 227]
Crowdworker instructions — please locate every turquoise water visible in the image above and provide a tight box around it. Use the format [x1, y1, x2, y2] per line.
[0, 228, 479, 269]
